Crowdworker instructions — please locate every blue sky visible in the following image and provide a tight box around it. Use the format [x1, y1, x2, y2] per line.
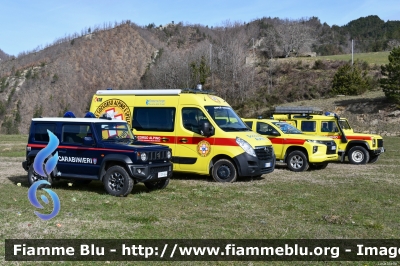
[1, 0, 399, 56]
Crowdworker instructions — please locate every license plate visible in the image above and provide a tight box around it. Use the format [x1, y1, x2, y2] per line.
[331, 146, 336, 150]
[265, 162, 271, 167]
[379, 147, 384, 153]
[158, 171, 167, 178]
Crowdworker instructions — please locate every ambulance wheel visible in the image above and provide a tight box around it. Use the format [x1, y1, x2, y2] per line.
[144, 178, 169, 190]
[103, 165, 134, 196]
[286, 150, 309, 172]
[28, 164, 52, 188]
[348, 146, 369, 165]
[212, 159, 237, 183]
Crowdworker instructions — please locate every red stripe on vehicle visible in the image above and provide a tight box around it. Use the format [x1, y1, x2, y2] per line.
[269, 138, 306, 145]
[135, 135, 239, 146]
[27, 144, 132, 153]
[346, 135, 373, 141]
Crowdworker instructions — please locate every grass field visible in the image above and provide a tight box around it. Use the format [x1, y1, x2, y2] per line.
[279, 51, 390, 65]
[1, 134, 399, 265]
[317, 51, 390, 65]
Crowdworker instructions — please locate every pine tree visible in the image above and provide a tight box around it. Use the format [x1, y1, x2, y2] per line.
[380, 46, 400, 103]
[331, 60, 371, 95]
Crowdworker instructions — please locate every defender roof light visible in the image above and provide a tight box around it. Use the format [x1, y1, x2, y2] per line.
[273, 106, 324, 115]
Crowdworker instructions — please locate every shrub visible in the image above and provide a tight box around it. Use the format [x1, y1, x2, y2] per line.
[331, 61, 372, 95]
[313, 59, 326, 70]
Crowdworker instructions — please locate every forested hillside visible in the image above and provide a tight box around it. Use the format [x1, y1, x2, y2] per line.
[0, 15, 399, 134]
[0, 49, 9, 62]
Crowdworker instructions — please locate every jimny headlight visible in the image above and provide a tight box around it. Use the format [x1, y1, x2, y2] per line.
[140, 152, 147, 162]
[236, 137, 256, 157]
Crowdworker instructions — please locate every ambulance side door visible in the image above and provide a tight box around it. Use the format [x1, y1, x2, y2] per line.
[176, 107, 214, 172]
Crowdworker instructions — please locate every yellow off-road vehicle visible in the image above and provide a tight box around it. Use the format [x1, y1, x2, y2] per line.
[271, 107, 385, 165]
[243, 118, 338, 172]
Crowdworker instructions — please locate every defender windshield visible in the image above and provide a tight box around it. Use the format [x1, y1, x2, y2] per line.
[204, 106, 250, 132]
[339, 119, 352, 130]
[272, 122, 303, 134]
[94, 122, 134, 141]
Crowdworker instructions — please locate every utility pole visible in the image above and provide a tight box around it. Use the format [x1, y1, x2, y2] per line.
[351, 39, 354, 65]
[210, 43, 213, 89]
[251, 38, 255, 91]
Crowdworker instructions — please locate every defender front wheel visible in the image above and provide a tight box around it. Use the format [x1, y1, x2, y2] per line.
[348, 146, 369, 164]
[103, 165, 134, 196]
[212, 159, 237, 183]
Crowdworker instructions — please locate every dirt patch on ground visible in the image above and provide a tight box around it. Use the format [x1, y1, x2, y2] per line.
[0, 157, 26, 185]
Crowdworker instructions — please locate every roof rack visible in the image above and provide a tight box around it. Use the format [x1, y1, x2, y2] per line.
[273, 106, 324, 115]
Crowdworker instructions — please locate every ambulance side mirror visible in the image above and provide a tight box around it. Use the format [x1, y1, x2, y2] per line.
[200, 120, 215, 137]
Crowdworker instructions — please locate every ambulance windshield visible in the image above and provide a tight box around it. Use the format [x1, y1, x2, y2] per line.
[205, 106, 250, 132]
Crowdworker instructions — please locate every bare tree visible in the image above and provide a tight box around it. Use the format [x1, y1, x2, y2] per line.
[275, 18, 315, 57]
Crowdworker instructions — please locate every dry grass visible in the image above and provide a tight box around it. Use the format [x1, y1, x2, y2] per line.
[1, 135, 400, 265]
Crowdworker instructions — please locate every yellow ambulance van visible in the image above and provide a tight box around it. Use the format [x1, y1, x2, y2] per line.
[90, 89, 276, 182]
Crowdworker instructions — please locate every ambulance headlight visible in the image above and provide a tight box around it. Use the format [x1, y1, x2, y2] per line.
[236, 137, 256, 157]
[140, 152, 148, 162]
[167, 150, 172, 159]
